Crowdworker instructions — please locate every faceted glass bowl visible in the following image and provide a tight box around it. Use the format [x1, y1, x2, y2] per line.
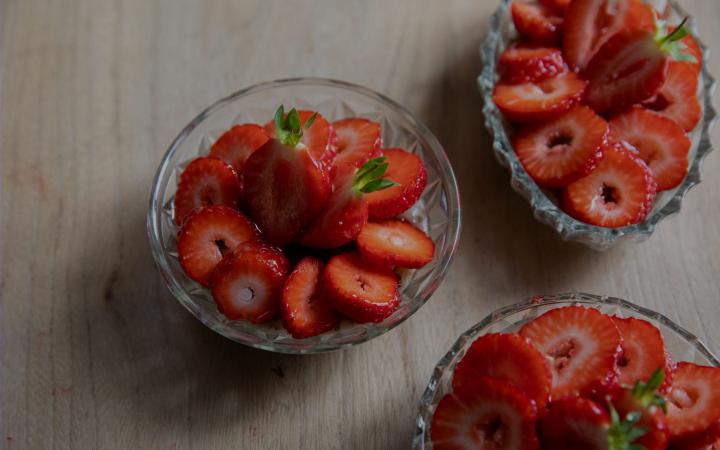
[412, 293, 720, 449]
[478, 0, 717, 250]
[147, 78, 461, 354]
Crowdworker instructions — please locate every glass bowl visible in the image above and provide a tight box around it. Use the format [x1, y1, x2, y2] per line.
[412, 293, 720, 449]
[478, 0, 717, 250]
[147, 78, 462, 354]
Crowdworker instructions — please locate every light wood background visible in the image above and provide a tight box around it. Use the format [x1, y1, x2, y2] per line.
[2, 1, 719, 449]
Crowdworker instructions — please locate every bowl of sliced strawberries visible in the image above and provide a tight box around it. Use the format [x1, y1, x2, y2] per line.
[414, 293, 720, 449]
[148, 78, 461, 353]
[480, 0, 716, 249]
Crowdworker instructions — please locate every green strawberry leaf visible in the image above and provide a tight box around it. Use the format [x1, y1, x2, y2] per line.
[607, 402, 649, 450]
[631, 368, 667, 413]
[353, 157, 398, 195]
[273, 105, 316, 148]
[655, 17, 698, 64]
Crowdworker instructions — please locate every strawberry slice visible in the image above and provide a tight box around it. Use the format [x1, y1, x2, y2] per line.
[512, 105, 608, 187]
[207, 124, 269, 175]
[511, 1, 562, 46]
[609, 107, 691, 191]
[666, 362, 720, 444]
[498, 44, 566, 84]
[612, 316, 674, 390]
[561, 143, 657, 227]
[625, 0, 657, 33]
[173, 157, 241, 225]
[452, 333, 552, 411]
[321, 252, 399, 323]
[331, 118, 382, 179]
[644, 61, 701, 132]
[431, 377, 539, 450]
[538, 0, 570, 15]
[210, 240, 289, 324]
[264, 110, 336, 170]
[519, 306, 622, 399]
[492, 73, 587, 123]
[243, 106, 331, 245]
[356, 220, 435, 269]
[365, 148, 427, 220]
[281, 257, 339, 339]
[177, 206, 257, 286]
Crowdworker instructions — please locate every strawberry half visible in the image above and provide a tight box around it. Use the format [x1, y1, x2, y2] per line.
[666, 362, 720, 445]
[331, 118, 382, 179]
[173, 157, 241, 225]
[356, 220, 435, 269]
[264, 109, 336, 170]
[207, 123, 269, 175]
[365, 148, 427, 220]
[452, 333, 552, 411]
[431, 377, 539, 450]
[511, 1, 562, 46]
[609, 107, 691, 191]
[177, 206, 257, 286]
[498, 44, 566, 84]
[492, 73, 587, 123]
[321, 252, 399, 323]
[210, 240, 289, 324]
[281, 257, 339, 339]
[644, 60, 702, 132]
[243, 106, 331, 245]
[519, 306, 622, 399]
[512, 105, 608, 187]
[561, 143, 657, 228]
[612, 316, 674, 390]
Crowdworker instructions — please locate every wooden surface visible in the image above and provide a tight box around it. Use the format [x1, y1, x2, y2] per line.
[2, 0, 719, 448]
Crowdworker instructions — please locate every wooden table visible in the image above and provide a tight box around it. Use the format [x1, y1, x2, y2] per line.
[2, 1, 719, 448]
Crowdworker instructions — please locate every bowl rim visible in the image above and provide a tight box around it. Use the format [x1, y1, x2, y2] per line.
[147, 77, 462, 353]
[412, 292, 720, 449]
[478, 0, 717, 250]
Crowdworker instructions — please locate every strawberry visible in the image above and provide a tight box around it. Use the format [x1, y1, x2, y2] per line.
[264, 109, 337, 170]
[498, 44, 566, 84]
[519, 306, 622, 399]
[668, 25, 703, 73]
[666, 362, 720, 445]
[451, 333, 552, 411]
[625, 0, 657, 33]
[511, 1, 562, 46]
[281, 257, 339, 339]
[207, 123, 269, 175]
[177, 206, 257, 286]
[538, 0, 570, 15]
[210, 240, 289, 324]
[431, 377, 539, 450]
[561, 143, 657, 227]
[612, 316, 674, 391]
[609, 107, 691, 191]
[331, 118, 382, 179]
[173, 157, 241, 225]
[512, 105, 608, 187]
[356, 220, 435, 269]
[243, 106, 331, 245]
[300, 157, 396, 249]
[365, 148, 427, 220]
[321, 252, 399, 323]
[644, 61, 701, 132]
[492, 73, 587, 123]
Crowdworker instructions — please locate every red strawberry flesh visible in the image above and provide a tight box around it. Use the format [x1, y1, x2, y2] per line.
[332, 118, 382, 179]
[208, 123, 269, 175]
[540, 397, 611, 450]
[511, 1, 562, 46]
[612, 316, 674, 390]
[492, 73, 587, 123]
[281, 257, 339, 339]
[498, 44, 566, 84]
[356, 220, 435, 269]
[644, 61, 701, 132]
[667, 362, 720, 443]
[365, 148, 427, 220]
[173, 157, 241, 225]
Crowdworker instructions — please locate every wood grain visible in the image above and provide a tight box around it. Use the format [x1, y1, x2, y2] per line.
[1, 0, 719, 448]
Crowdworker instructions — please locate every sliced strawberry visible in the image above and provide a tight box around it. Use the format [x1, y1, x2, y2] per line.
[511, 1, 562, 46]
[609, 107, 691, 191]
[540, 398, 611, 450]
[675, 431, 720, 450]
[666, 362, 720, 444]
[356, 220, 434, 269]
[207, 123, 269, 175]
[512, 105, 608, 187]
[210, 240, 289, 324]
[173, 157, 241, 225]
[177, 206, 257, 286]
[538, 0, 570, 15]
[519, 306, 622, 399]
[321, 252, 399, 323]
[452, 333, 552, 411]
[498, 44, 566, 84]
[644, 61, 701, 132]
[625, 0, 656, 33]
[331, 118, 382, 179]
[561, 143, 657, 227]
[492, 73, 587, 123]
[612, 316, 674, 390]
[281, 257, 339, 339]
[264, 110, 336, 170]
[365, 148, 427, 220]
[431, 377, 539, 450]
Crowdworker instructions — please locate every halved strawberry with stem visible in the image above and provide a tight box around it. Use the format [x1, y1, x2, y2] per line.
[210, 240, 289, 324]
[513, 105, 608, 187]
[173, 157, 241, 225]
[431, 377, 539, 450]
[562, 143, 657, 228]
[519, 306, 622, 399]
[177, 206, 257, 286]
[264, 109, 336, 170]
[666, 362, 720, 445]
[498, 44, 566, 84]
[208, 123, 269, 175]
[609, 107, 691, 191]
[452, 333, 552, 411]
[321, 252, 399, 323]
[644, 61, 701, 132]
[365, 148, 427, 220]
[331, 118, 382, 179]
[356, 220, 435, 269]
[612, 316, 674, 390]
[511, 1, 562, 46]
[492, 73, 587, 123]
[281, 257, 339, 339]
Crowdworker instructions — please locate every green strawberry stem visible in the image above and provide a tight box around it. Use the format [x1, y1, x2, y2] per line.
[353, 157, 398, 196]
[631, 368, 667, 413]
[607, 403, 648, 450]
[654, 17, 697, 63]
[274, 105, 318, 148]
